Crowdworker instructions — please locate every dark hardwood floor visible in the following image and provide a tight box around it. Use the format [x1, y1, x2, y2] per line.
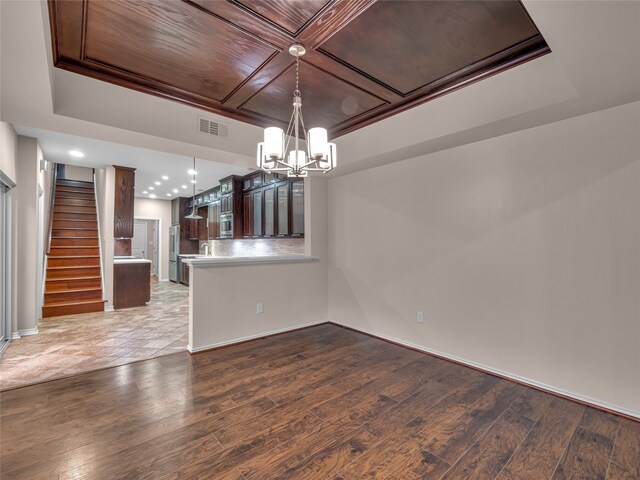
[0, 324, 637, 479]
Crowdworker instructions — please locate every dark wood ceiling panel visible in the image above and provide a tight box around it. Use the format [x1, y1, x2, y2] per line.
[320, 1, 540, 95]
[241, 61, 385, 128]
[233, 0, 332, 35]
[47, 0, 550, 138]
[83, 0, 277, 102]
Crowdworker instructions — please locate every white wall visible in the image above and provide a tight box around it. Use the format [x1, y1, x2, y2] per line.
[95, 166, 114, 309]
[133, 197, 171, 281]
[15, 135, 40, 333]
[328, 101, 640, 417]
[190, 260, 329, 351]
[0, 122, 17, 183]
[62, 164, 93, 182]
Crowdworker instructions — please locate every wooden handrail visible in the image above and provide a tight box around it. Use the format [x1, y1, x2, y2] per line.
[45, 163, 59, 255]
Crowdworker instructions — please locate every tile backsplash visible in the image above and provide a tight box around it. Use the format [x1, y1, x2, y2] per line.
[204, 238, 305, 257]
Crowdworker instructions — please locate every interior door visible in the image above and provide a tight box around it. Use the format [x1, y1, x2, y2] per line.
[132, 220, 147, 258]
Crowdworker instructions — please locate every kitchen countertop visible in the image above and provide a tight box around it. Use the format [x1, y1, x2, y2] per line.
[114, 257, 152, 264]
[182, 255, 317, 267]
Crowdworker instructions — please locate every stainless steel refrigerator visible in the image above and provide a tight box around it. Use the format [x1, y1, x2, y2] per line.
[169, 225, 179, 282]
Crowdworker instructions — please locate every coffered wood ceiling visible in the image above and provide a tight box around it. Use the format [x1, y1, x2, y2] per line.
[48, 0, 550, 138]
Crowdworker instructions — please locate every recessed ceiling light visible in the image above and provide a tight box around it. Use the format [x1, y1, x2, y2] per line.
[191, 179, 197, 184]
[172, 189, 179, 193]
[148, 186, 154, 190]
[155, 181, 161, 186]
[69, 150, 84, 158]
[149, 194, 157, 199]
[181, 185, 187, 189]
[161, 175, 169, 180]
[142, 191, 148, 194]
[166, 193, 172, 197]
[187, 169, 198, 175]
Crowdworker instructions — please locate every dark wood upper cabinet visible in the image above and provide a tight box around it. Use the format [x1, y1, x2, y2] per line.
[208, 202, 220, 240]
[264, 186, 275, 237]
[113, 165, 135, 239]
[48, 0, 549, 138]
[243, 191, 252, 238]
[291, 180, 304, 236]
[276, 182, 289, 236]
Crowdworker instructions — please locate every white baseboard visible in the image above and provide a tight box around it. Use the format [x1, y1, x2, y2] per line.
[331, 321, 640, 420]
[0, 339, 10, 356]
[159, 277, 169, 282]
[11, 327, 39, 340]
[188, 320, 328, 353]
[104, 305, 114, 312]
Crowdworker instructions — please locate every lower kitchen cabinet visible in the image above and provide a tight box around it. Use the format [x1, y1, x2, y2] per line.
[179, 259, 190, 286]
[113, 261, 151, 309]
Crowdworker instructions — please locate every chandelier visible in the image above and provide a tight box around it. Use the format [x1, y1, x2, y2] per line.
[257, 44, 336, 177]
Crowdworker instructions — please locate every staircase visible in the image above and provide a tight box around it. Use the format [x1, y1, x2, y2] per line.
[43, 179, 105, 317]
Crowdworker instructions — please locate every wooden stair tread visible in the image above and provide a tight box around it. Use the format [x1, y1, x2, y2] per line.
[48, 255, 100, 259]
[53, 227, 98, 231]
[53, 209, 95, 216]
[51, 236, 99, 239]
[47, 276, 101, 281]
[49, 246, 98, 249]
[43, 299, 105, 307]
[45, 287, 102, 294]
[47, 266, 100, 270]
[56, 181, 93, 186]
[52, 219, 96, 222]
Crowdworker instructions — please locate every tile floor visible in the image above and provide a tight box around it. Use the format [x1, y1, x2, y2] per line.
[0, 278, 188, 391]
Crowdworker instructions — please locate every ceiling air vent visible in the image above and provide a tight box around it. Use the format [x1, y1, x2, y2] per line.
[198, 116, 228, 138]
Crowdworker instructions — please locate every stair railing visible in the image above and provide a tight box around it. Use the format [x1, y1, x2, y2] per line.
[42, 164, 58, 307]
[45, 163, 58, 255]
[93, 169, 107, 302]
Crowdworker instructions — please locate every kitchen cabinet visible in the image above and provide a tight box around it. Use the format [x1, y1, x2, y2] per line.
[276, 182, 289, 236]
[291, 180, 304, 236]
[243, 189, 263, 238]
[263, 186, 275, 237]
[114, 166, 135, 238]
[218, 175, 244, 239]
[171, 197, 180, 224]
[188, 206, 208, 240]
[197, 206, 208, 241]
[243, 191, 252, 237]
[114, 260, 150, 309]
[113, 166, 136, 256]
[208, 202, 220, 240]
[179, 258, 190, 286]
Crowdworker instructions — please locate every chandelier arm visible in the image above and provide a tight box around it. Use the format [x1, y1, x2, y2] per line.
[282, 108, 297, 159]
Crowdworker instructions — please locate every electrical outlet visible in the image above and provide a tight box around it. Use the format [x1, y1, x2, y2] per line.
[416, 311, 424, 324]
[257, 303, 264, 314]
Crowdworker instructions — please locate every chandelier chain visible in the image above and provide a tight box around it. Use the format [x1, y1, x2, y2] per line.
[294, 57, 300, 97]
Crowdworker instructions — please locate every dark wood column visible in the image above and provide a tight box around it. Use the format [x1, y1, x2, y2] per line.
[113, 165, 136, 256]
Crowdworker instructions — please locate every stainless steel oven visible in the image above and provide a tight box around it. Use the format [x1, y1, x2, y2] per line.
[220, 213, 233, 239]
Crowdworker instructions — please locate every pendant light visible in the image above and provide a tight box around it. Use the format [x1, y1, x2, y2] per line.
[184, 157, 202, 220]
[256, 43, 336, 177]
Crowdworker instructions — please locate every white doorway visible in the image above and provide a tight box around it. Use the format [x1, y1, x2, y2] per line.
[133, 219, 159, 277]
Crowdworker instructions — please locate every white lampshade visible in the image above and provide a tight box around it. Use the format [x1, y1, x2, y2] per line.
[288, 150, 306, 168]
[264, 127, 284, 158]
[308, 127, 328, 159]
[317, 143, 337, 169]
[257, 142, 276, 170]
